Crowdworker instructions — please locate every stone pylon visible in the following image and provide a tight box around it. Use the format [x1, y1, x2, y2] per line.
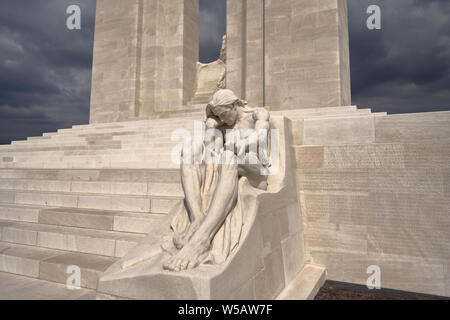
[90, 0, 199, 123]
[227, 0, 351, 110]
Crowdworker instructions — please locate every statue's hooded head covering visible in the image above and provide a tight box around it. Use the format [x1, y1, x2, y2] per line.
[206, 89, 251, 118]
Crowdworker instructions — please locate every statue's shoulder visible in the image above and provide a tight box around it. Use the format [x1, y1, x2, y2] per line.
[252, 107, 270, 122]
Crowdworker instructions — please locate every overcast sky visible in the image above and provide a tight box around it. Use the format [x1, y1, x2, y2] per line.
[0, 0, 449, 144]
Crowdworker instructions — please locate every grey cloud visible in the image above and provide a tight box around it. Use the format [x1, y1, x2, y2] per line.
[348, 0, 450, 113]
[199, 0, 226, 63]
[0, 0, 95, 144]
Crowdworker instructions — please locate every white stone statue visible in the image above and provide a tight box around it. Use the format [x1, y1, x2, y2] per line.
[163, 89, 271, 272]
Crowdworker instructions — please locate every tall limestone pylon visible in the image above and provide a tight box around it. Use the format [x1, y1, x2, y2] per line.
[90, 0, 199, 123]
[227, 0, 351, 110]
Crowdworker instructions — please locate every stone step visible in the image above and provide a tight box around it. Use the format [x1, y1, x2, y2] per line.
[6, 133, 193, 150]
[10, 151, 176, 160]
[7, 156, 179, 167]
[0, 204, 40, 223]
[303, 112, 386, 121]
[0, 156, 178, 170]
[3, 142, 89, 150]
[5, 142, 121, 151]
[277, 108, 372, 120]
[0, 219, 145, 258]
[0, 144, 152, 155]
[0, 241, 117, 290]
[0, 161, 180, 170]
[0, 204, 169, 234]
[13, 133, 176, 146]
[0, 189, 181, 213]
[71, 114, 204, 130]
[57, 126, 197, 137]
[0, 168, 180, 183]
[38, 208, 168, 234]
[6, 149, 177, 163]
[0, 179, 183, 197]
[1, 140, 185, 154]
[60, 118, 203, 134]
[276, 105, 357, 115]
[0, 152, 174, 165]
[277, 264, 327, 300]
[1, 142, 174, 154]
[12, 125, 199, 144]
[0, 271, 96, 299]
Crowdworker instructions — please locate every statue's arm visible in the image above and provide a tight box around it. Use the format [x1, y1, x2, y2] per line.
[254, 108, 270, 129]
[204, 116, 225, 160]
[253, 108, 271, 166]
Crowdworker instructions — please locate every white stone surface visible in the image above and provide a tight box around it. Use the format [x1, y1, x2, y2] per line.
[227, 0, 351, 110]
[294, 111, 450, 297]
[0, 271, 95, 300]
[277, 264, 326, 300]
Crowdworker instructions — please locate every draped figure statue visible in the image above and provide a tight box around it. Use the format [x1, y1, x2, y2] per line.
[163, 89, 271, 272]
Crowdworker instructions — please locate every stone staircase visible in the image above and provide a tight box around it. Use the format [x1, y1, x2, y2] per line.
[0, 111, 202, 298]
[0, 168, 183, 292]
[0, 106, 383, 299]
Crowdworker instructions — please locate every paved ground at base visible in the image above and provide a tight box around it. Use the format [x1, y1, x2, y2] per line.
[315, 282, 449, 300]
[315, 286, 402, 300]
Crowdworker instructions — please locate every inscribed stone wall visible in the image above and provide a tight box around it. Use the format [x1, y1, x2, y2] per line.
[293, 112, 450, 296]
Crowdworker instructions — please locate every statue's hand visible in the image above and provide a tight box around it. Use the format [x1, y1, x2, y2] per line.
[259, 149, 271, 167]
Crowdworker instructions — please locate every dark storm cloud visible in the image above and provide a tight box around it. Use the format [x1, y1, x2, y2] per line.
[348, 0, 450, 113]
[199, 0, 226, 63]
[0, 0, 449, 145]
[0, 0, 95, 145]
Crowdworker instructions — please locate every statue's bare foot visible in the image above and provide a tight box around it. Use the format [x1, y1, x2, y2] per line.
[173, 219, 202, 250]
[163, 239, 210, 272]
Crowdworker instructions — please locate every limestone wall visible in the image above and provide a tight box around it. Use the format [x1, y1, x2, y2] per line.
[226, 0, 245, 99]
[227, 0, 351, 110]
[150, 0, 198, 114]
[90, 0, 142, 123]
[293, 111, 450, 296]
[90, 0, 198, 123]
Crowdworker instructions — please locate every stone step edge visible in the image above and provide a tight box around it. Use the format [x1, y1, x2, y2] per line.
[0, 203, 168, 221]
[0, 241, 118, 290]
[0, 188, 183, 201]
[0, 168, 179, 173]
[0, 219, 145, 258]
[0, 189, 181, 214]
[0, 218, 147, 241]
[276, 264, 327, 300]
[0, 270, 97, 299]
[0, 179, 183, 197]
